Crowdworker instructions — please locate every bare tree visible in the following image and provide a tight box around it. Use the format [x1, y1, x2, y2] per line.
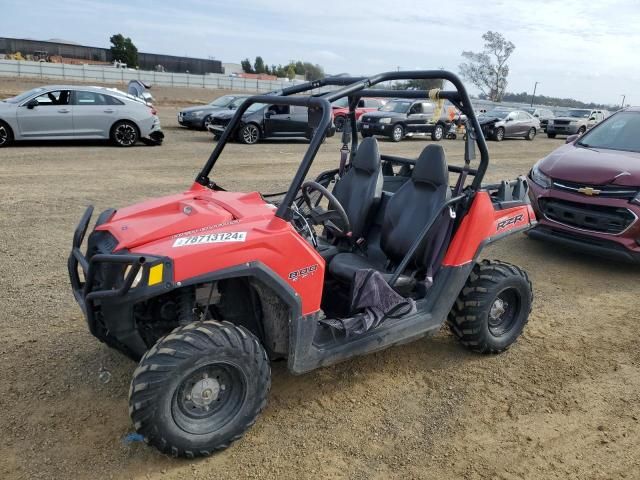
[459, 31, 515, 102]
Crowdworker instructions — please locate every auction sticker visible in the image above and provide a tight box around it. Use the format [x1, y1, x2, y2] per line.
[173, 231, 247, 247]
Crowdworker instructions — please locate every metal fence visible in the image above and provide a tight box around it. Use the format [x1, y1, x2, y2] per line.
[0, 59, 308, 92]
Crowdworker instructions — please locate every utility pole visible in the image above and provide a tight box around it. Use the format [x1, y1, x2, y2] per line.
[530, 81, 540, 107]
[620, 94, 626, 108]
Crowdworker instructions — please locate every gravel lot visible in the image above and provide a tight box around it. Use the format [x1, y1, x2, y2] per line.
[0, 79, 639, 480]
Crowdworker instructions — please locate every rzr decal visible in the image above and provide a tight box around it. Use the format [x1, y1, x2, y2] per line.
[173, 231, 247, 247]
[288, 264, 318, 282]
[496, 214, 524, 231]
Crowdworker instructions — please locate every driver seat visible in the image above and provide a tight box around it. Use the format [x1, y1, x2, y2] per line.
[332, 137, 383, 240]
[328, 144, 450, 288]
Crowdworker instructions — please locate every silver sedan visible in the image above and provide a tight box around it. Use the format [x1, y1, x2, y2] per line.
[0, 85, 164, 147]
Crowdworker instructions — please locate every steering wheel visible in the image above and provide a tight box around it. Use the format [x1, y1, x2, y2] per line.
[301, 181, 351, 238]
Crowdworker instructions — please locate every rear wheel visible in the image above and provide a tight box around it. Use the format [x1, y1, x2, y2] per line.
[129, 321, 270, 458]
[111, 120, 139, 147]
[448, 260, 532, 353]
[238, 123, 260, 144]
[334, 116, 346, 132]
[493, 127, 505, 142]
[526, 127, 536, 141]
[0, 121, 13, 147]
[431, 123, 445, 141]
[547, 133, 556, 139]
[390, 124, 404, 142]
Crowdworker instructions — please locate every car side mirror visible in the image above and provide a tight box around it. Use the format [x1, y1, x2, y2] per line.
[588, 117, 596, 121]
[26, 98, 38, 109]
[566, 133, 580, 144]
[534, 113, 539, 117]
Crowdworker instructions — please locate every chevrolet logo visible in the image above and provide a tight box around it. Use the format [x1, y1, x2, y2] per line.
[577, 186, 601, 196]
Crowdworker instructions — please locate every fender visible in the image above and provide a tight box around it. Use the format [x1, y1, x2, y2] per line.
[442, 191, 537, 266]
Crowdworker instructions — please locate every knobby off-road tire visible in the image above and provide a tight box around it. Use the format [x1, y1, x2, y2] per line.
[129, 320, 270, 458]
[448, 260, 533, 353]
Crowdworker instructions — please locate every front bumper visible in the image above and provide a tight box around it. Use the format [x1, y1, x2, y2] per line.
[178, 114, 205, 128]
[546, 123, 580, 135]
[359, 122, 393, 136]
[68, 206, 174, 354]
[528, 178, 640, 262]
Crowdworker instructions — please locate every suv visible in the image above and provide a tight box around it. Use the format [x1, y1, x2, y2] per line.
[332, 97, 386, 132]
[546, 109, 609, 138]
[524, 107, 555, 132]
[178, 95, 249, 130]
[208, 102, 336, 144]
[359, 98, 449, 142]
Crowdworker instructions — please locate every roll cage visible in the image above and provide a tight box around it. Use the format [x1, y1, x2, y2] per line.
[195, 70, 490, 222]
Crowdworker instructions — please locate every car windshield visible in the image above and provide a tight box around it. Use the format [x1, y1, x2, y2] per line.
[568, 109, 591, 118]
[209, 95, 235, 107]
[246, 102, 267, 113]
[229, 97, 248, 108]
[576, 111, 640, 153]
[524, 108, 535, 115]
[331, 98, 349, 108]
[3, 87, 47, 104]
[481, 110, 509, 119]
[380, 101, 412, 113]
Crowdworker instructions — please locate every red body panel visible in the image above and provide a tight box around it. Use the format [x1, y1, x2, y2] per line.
[442, 192, 536, 266]
[332, 106, 378, 121]
[97, 183, 326, 315]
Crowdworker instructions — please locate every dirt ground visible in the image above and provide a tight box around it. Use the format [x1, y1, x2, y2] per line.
[1, 78, 639, 480]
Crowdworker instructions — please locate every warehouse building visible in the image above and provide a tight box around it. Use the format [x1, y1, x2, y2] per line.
[0, 37, 223, 74]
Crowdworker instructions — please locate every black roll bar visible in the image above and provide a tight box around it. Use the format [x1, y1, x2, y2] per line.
[194, 70, 490, 220]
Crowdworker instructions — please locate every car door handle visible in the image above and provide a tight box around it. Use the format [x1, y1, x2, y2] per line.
[58, 108, 70, 113]
[103, 109, 115, 114]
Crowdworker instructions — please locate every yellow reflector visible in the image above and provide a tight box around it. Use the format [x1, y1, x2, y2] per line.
[148, 264, 164, 286]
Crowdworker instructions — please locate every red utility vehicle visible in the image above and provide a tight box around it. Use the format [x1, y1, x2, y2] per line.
[68, 70, 536, 458]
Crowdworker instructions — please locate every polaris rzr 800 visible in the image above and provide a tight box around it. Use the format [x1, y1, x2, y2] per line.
[68, 70, 536, 458]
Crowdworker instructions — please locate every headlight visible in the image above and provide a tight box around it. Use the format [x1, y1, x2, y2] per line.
[192, 110, 205, 117]
[530, 163, 552, 188]
[379, 117, 391, 124]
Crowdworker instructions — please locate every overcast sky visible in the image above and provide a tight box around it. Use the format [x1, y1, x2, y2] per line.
[4, 0, 638, 105]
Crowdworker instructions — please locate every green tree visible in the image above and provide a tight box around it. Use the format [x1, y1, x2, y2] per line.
[254, 56, 266, 74]
[240, 58, 253, 73]
[302, 62, 324, 81]
[294, 61, 305, 75]
[459, 31, 515, 102]
[109, 34, 138, 68]
[287, 64, 296, 80]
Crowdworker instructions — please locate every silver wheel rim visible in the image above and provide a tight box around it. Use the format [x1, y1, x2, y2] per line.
[528, 128, 535, 139]
[497, 129, 504, 140]
[243, 125, 259, 143]
[393, 126, 402, 141]
[0, 125, 7, 146]
[434, 125, 443, 140]
[115, 124, 136, 146]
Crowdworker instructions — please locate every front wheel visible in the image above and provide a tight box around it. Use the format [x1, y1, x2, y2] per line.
[526, 127, 536, 141]
[390, 124, 404, 142]
[431, 123, 445, 141]
[111, 120, 139, 147]
[129, 321, 270, 458]
[238, 123, 260, 144]
[547, 133, 556, 139]
[0, 121, 13, 147]
[448, 260, 532, 353]
[493, 127, 505, 142]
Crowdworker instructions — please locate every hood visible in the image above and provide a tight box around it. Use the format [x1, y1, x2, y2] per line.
[538, 143, 640, 187]
[478, 116, 504, 126]
[180, 105, 228, 114]
[96, 185, 275, 251]
[362, 110, 403, 119]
